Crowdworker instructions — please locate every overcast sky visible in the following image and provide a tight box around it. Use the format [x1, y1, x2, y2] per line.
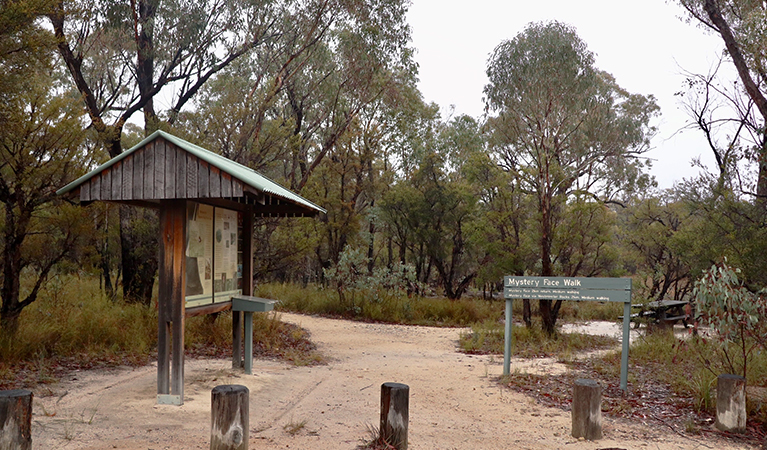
[406, 0, 729, 189]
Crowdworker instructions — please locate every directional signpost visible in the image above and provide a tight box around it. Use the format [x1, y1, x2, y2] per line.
[503, 276, 632, 391]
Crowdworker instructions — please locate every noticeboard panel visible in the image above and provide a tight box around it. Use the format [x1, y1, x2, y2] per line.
[185, 202, 242, 307]
[503, 276, 631, 303]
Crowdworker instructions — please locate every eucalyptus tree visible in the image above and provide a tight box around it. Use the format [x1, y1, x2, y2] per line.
[177, 0, 417, 279]
[484, 21, 659, 334]
[618, 192, 696, 302]
[0, 11, 93, 334]
[678, 0, 767, 207]
[378, 115, 487, 299]
[675, 0, 767, 288]
[48, 0, 381, 303]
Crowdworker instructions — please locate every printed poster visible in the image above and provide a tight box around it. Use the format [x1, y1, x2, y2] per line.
[185, 203, 213, 303]
[185, 202, 241, 307]
[213, 208, 239, 300]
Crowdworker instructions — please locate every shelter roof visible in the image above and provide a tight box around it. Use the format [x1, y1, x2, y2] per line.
[57, 130, 325, 216]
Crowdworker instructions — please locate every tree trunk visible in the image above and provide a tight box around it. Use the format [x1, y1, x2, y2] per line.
[539, 181, 558, 335]
[1, 206, 28, 336]
[522, 299, 532, 327]
[120, 205, 159, 305]
[758, 138, 767, 214]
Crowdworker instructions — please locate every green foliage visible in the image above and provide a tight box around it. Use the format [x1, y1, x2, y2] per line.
[324, 246, 420, 315]
[693, 261, 767, 378]
[0, 17, 93, 332]
[377, 115, 488, 299]
[618, 193, 695, 302]
[484, 20, 659, 333]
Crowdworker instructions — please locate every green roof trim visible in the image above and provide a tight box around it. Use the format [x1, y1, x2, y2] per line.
[57, 130, 326, 214]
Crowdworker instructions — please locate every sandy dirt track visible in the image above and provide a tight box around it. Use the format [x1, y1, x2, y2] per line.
[30, 313, 751, 449]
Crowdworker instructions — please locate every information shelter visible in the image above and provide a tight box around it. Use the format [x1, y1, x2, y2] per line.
[57, 131, 325, 405]
[503, 276, 632, 391]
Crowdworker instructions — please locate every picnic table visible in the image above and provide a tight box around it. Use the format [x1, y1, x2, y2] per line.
[629, 300, 693, 329]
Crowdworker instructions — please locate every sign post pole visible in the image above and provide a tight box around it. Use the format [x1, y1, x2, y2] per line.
[503, 299, 512, 376]
[621, 301, 631, 390]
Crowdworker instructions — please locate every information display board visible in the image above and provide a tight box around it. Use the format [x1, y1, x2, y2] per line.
[503, 276, 631, 302]
[185, 202, 242, 307]
[502, 275, 632, 391]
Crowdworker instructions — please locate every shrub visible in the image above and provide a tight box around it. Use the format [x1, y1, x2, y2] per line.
[693, 261, 767, 378]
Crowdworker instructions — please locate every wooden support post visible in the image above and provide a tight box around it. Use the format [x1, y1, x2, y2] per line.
[233, 209, 253, 372]
[158, 319, 170, 396]
[380, 382, 409, 450]
[158, 200, 186, 405]
[572, 379, 602, 440]
[211, 385, 249, 450]
[0, 390, 32, 450]
[716, 374, 746, 433]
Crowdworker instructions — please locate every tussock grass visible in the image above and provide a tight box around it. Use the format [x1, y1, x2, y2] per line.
[0, 275, 323, 389]
[260, 282, 503, 327]
[262, 282, 625, 327]
[0, 275, 156, 365]
[458, 320, 618, 358]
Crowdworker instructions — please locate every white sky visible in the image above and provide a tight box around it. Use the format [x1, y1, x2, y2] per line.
[406, 0, 730, 189]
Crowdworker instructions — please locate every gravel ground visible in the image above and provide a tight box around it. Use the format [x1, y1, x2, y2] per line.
[29, 313, 753, 449]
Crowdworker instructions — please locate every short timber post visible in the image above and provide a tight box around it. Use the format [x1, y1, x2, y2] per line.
[716, 374, 746, 433]
[211, 385, 249, 450]
[0, 389, 33, 450]
[572, 379, 602, 440]
[380, 382, 409, 450]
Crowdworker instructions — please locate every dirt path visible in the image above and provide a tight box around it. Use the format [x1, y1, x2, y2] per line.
[31, 313, 750, 449]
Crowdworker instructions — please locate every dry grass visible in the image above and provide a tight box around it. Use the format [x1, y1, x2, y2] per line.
[0, 274, 323, 390]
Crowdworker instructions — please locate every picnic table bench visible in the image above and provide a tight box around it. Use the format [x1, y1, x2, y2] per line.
[624, 300, 693, 329]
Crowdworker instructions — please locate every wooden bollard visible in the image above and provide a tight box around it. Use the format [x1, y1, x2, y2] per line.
[716, 374, 746, 433]
[571, 379, 602, 440]
[380, 382, 409, 450]
[211, 385, 249, 450]
[0, 389, 33, 450]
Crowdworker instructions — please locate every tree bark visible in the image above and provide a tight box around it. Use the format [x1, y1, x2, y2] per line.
[702, 0, 767, 210]
[522, 299, 532, 327]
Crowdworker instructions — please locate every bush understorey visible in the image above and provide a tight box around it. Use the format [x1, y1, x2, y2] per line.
[0, 276, 323, 390]
[498, 328, 767, 447]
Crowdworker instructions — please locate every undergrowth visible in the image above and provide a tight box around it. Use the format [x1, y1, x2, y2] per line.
[458, 320, 618, 359]
[594, 330, 767, 422]
[0, 275, 323, 389]
[259, 282, 503, 326]
[259, 282, 623, 327]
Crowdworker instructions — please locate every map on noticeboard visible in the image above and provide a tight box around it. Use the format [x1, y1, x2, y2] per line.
[185, 202, 241, 308]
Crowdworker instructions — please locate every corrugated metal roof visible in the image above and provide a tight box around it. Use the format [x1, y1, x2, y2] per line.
[57, 130, 325, 214]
